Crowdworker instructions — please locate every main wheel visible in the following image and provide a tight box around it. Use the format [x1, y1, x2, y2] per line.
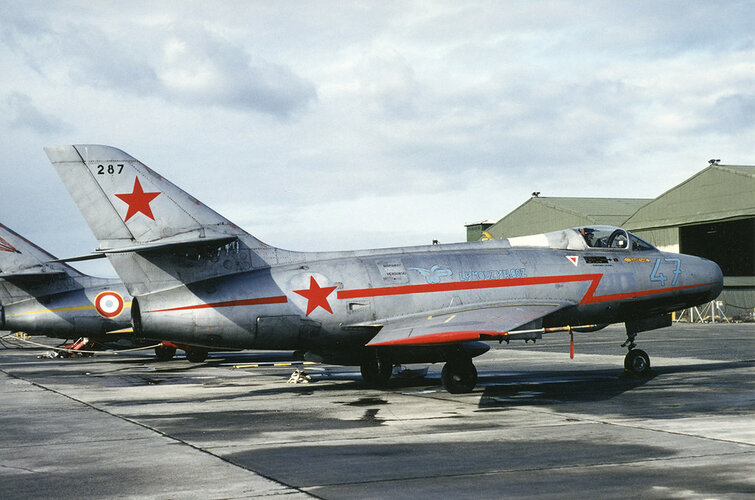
[360, 349, 393, 388]
[441, 360, 478, 394]
[185, 348, 208, 363]
[154, 344, 176, 361]
[624, 348, 651, 375]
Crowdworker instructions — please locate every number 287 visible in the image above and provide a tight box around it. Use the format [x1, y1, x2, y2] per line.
[97, 164, 124, 175]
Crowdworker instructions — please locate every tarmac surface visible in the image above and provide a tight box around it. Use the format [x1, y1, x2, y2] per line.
[1, 323, 753, 499]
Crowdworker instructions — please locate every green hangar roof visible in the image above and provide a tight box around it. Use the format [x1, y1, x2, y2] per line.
[484, 197, 651, 239]
[624, 164, 755, 231]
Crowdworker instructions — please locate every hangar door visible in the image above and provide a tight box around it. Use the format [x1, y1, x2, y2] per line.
[679, 218, 754, 277]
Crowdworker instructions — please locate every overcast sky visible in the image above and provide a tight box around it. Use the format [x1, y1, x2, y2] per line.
[1, 1, 753, 276]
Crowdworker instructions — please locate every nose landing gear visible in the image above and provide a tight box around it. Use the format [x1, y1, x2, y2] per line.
[622, 331, 651, 376]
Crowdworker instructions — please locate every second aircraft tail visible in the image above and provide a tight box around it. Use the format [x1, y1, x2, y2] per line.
[0, 222, 84, 305]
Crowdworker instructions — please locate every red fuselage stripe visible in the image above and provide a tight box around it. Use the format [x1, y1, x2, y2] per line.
[147, 295, 288, 313]
[336, 274, 604, 299]
[338, 274, 713, 305]
[579, 283, 713, 304]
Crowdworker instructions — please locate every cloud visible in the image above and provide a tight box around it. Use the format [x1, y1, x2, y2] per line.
[708, 94, 755, 133]
[158, 26, 317, 117]
[0, 10, 316, 119]
[355, 49, 420, 116]
[0, 1, 753, 259]
[4, 92, 68, 134]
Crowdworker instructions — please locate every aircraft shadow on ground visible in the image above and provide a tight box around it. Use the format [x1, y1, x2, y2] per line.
[477, 359, 753, 410]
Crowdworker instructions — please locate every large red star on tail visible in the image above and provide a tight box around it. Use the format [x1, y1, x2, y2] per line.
[115, 177, 161, 222]
[293, 276, 338, 315]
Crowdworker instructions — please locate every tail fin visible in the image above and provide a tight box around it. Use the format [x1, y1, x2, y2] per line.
[0, 222, 84, 304]
[45, 145, 287, 295]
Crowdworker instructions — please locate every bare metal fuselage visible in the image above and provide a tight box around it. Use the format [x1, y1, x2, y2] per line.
[1, 276, 132, 339]
[133, 239, 721, 359]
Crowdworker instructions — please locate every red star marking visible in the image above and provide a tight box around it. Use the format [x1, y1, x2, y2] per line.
[115, 177, 161, 222]
[293, 276, 338, 315]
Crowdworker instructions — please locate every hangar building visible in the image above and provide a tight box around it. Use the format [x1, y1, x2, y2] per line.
[475, 197, 650, 240]
[468, 162, 754, 319]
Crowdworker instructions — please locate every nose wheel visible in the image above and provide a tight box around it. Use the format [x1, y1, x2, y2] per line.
[621, 329, 651, 376]
[624, 348, 651, 376]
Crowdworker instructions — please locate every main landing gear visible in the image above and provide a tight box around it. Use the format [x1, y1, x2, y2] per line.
[360, 348, 393, 388]
[154, 343, 177, 361]
[441, 345, 478, 394]
[622, 331, 651, 376]
[154, 342, 208, 363]
[186, 347, 208, 363]
[359, 346, 480, 393]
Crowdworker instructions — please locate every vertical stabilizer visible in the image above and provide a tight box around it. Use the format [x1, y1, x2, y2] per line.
[45, 145, 289, 295]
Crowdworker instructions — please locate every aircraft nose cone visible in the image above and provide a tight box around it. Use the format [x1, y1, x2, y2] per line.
[695, 257, 724, 303]
[707, 259, 724, 301]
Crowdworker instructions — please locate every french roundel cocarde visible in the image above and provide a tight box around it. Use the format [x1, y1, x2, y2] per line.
[94, 291, 125, 319]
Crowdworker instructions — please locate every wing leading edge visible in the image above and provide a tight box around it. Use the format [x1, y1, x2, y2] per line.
[366, 303, 570, 347]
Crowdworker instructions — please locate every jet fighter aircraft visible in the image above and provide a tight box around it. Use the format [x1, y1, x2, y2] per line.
[0, 222, 133, 349]
[0, 222, 218, 362]
[45, 145, 723, 392]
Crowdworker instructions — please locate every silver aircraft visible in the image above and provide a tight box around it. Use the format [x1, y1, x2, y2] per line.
[0, 222, 217, 362]
[45, 145, 723, 392]
[0, 222, 132, 350]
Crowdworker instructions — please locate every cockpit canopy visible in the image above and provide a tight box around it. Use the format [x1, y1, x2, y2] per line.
[577, 226, 655, 251]
[506, 226, 656, 251]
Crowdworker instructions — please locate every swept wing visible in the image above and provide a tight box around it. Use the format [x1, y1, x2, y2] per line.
[366, 302, 570, 346]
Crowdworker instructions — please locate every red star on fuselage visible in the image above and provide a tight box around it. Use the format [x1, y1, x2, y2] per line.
[115, 177, 161, 222]
[293, 276, 338, 315]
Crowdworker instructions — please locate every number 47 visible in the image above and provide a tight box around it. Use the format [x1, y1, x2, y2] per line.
[650, 257, 681, 287]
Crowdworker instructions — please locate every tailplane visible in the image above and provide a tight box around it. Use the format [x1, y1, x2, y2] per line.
[45, 145, 290, 295]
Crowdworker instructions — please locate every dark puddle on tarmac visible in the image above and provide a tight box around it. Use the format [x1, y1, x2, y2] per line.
[344, 397, 388, 407]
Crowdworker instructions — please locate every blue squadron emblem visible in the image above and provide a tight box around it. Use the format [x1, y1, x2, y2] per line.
[409, 265, 453, 284]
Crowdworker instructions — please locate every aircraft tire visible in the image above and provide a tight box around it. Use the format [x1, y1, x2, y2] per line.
[360, 349, 393, 388]
[154, 345, 176, 361]
[186, 348, 208, 363]
[441, 360, 478, 394]
[624, 349, 651, 376]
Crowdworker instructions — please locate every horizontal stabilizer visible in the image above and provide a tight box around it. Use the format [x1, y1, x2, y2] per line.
[96, 234, 237, 254]
[0, 269, 66, 279]
[51, 253, 108, 263]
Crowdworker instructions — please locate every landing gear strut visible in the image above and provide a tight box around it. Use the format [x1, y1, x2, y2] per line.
[360, 348, 393, 388]
[622, 331, 651, 376]
[441, 345, 478, 394]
